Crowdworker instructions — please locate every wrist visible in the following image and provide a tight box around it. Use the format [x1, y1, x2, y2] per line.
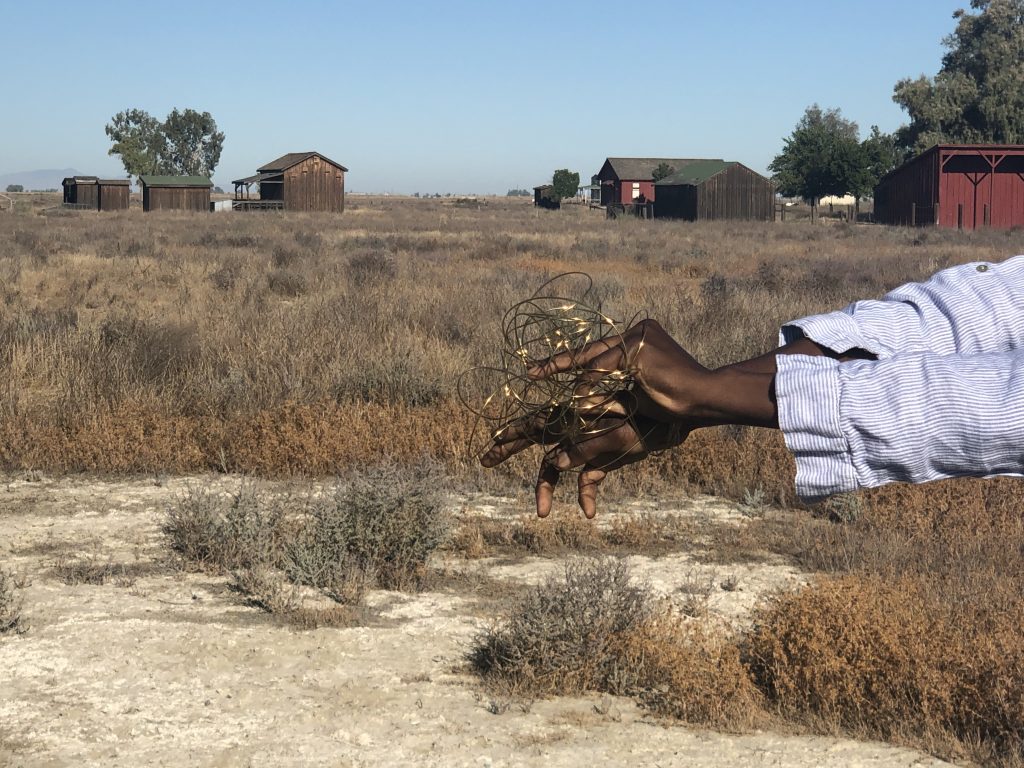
[690, 368, 778, 429]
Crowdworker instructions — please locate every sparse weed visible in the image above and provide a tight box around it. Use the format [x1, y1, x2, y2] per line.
[740, 487, 768, 519]
[0, 568, 25, 634]
[469, 557, 762, 727]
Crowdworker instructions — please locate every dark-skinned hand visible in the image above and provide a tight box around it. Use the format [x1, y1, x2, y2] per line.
[480, 319, 711, 518]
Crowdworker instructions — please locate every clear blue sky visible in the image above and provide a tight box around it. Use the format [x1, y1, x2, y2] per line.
[1, 0, 967, 194]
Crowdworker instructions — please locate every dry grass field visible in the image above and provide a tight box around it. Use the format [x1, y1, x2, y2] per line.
[2, 195, 1024, 765]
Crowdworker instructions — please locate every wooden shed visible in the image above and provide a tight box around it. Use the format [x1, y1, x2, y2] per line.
[61, 176, 131, 211]
[62, 176, 99, 208]
[874, 144, 1024, 230]
[654, 161, 774, 222]
[139, 176, 212, 212]
[234, 152, 347, 212]
[533, 184, 559, 210]
[97, 179, 130, 211]
[595, 158, 718, 205]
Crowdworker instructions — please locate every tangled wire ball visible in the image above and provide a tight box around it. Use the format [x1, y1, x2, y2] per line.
[460, 273, 646, 465]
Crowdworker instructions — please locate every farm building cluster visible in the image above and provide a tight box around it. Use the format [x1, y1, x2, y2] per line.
[59, 151, 348, 214]
[536, 144, 1024, 229]
[50, 143, 1024, 230]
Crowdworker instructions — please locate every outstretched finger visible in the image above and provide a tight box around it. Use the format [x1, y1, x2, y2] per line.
[577, 467, 607, 519]
[479, 437, 533, 468]
[535, 459, 560, 518]
[527, 326, 636, 380]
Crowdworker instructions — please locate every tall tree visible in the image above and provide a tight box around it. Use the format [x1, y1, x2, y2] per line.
[106, 108, 225, 180]
[105, 109, 169, 178]
[551, 169, 580, 200]
[162, 109, 224, 177]
[860, 126, 906, 192]
[893, 0, 1024, 151]
[769, 105, 865, 214]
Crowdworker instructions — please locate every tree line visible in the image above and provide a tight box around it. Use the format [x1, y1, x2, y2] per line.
[772, 0, 1024, 209]
[106, 108, 224, 180]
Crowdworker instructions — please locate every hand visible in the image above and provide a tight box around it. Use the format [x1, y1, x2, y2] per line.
[481, 319, 711, 518]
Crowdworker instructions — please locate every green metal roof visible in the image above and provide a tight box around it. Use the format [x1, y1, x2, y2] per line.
[138, 175, 213, 188]
[655, 161, 736, 186]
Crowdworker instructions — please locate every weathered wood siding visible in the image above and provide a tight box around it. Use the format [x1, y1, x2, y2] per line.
[283, 155, 345, 212]
[142, 186, 210, 212]
[655, 165, 774, 221]
[874, 148, 940, 226]
[97, 182, 130, 212]
[64, 181, 99, 208]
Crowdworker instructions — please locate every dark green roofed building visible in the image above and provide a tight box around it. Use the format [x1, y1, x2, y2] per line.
[139, 175, 213, 212]
[654, 161, 774, 221]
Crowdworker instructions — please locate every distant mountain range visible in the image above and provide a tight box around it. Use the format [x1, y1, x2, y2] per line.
[0, 168, 83, 191]
[0, 168, 226, 192]
[0, 168, 133, 191]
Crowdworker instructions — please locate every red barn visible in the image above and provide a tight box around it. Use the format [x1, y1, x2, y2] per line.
[595, 157, 721, 206]
[874, 144, 1024, 230]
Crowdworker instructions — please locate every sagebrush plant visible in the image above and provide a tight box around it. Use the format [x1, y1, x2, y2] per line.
[0, 568, 24, 634]
[469, 558, 654, 697]
[287, 460, 451, 592]
[163, 482, 288, 572]
[165, 464, 451, 613]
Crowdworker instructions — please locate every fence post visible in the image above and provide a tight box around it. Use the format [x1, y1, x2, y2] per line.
[934, 202, 939, 227]
[911, 202, 916, 227]
[957, 204, 964, 230]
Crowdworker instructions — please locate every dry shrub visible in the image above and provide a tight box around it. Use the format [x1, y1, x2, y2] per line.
[163, 483, 288, 572]
[287, 460, 451, 592]
[232, 566, 363, 629]
[745, 574, 1024, 764]
[613, 611, 762, 728]
[470, 557, 761, 727]
[267, 267, 308, 296]
[166, 465, 450, 620]
[51, 554, 150, 587]
[0, 569, 24, 635]
[469, 558, 653, 697]
[451, 512, 694, 558]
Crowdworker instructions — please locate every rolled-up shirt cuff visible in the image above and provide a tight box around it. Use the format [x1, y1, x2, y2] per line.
[780, 311, 885, 357]
[775, 354, 859, 502]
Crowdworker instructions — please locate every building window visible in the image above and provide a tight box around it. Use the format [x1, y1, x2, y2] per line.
[631, 182, 640, 200]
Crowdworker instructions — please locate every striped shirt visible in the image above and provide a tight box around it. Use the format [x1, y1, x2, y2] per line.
[775, 255, 1024, 501]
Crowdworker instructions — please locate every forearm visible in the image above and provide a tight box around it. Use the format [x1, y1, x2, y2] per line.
[776, 349, 1024, 500]
[720, 338, 875, 375]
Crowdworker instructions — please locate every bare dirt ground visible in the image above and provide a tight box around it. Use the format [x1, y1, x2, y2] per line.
[0, 474, 951, 767]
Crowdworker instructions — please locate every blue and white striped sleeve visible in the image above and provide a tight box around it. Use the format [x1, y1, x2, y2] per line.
[780, 255, 1024, 358]
[775, 254, 1024, 500]
[777, 350, 1024, 501]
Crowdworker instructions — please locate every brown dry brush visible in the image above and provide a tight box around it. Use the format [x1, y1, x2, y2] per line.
[469, 557, 763, 729]
[9, 198, 1024, 759]
[745, 573, 1024, 765]
[2, 199, 1023, 509]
